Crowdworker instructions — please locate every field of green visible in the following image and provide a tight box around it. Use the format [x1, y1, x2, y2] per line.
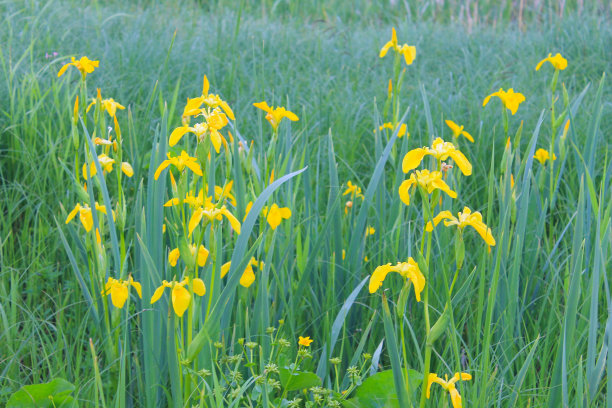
[1, 0, 611, 406]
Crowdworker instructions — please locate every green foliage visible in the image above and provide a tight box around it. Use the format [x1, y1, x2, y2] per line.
[7, 378, 76, 408]
[0, 0, 610, 407]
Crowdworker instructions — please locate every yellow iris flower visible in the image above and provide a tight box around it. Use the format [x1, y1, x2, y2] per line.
[535, 53, 567, 71]
[482, 88, 525, 115]
[221, 258, 263, 288]
[533, 148, 556, 165]
[253, 101, 299, 131]
[374, 122, 408, 138]
[425, 207, 496, 246]
[188, 202, 241, 236]
[402, 138, 472, 176]
[369, 258, 425, 301]
[427, 372, 472, 408]
[445, 120, 474, 143]
[150, 277, 206, 317]
[398, 169, 457, 206]
[82, 154, 133, 179]
[298, 336, 313, 347]
[343, 181, 364, 200]
[65, 202, 113, 232]
[182, 75, 235, 121]
[86, 97, 125, 118]
[169, 108, 229, 153]
[379, 27, 416, 66]
[168, 245, 209, 267]
[57, 56, 99, 78]
[153, 151, 203, 180]
[262, 204, 292, 230]
[101, 276, 142, 309]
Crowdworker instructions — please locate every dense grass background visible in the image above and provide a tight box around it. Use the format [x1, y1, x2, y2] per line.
[1, 0, 611, 406]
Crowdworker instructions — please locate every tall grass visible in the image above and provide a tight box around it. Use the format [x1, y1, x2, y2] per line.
[1, 0, 610, 406]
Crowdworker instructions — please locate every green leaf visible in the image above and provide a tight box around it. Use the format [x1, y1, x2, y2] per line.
[7, 378, 76, 407]
[279, 368, 321, 392]
[344, 370, 421, 408]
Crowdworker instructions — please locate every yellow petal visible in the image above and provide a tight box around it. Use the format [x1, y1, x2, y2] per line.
[239, 265, 256, 288]
[154, 160, 171, 180]
[402, 148, 428, 173]
[448, 150, 472, 176]
[121, 162, 134, 177]
[369, 264, 393, 293]
[283, 110, 299, 121]
[57, 62, 72, 77]
[150, 285, 166, 304]
[197, 245, 209, 267]
[169, 126, 192, 147]
[222, 209, 241, 234]
[221, 261, 231, 278]
[184, 160, 203, 177]
[253, 101, 272, 113]
[430, 179, 458, 199]
[202, 75, 210, 96]
[192, 278, 206, 296]
[110, 284, 128, 308]
[66, 204, 81, 224]
[379, 41, 394, 58]
[188, 208, 204, 236]
[398, 179, 415, 206]
[130, 280, 142, 298]
[171, 284, 191, 317]
[425, 211, 455, 232]
[168, 248, 180, 267]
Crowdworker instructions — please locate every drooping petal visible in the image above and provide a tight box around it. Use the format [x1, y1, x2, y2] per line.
[171, 284, 191, 317]
[402, 148, 429, 173]
[468, 221, 496, 246]
[379, 41, 394, 58]
[398, 179, 415, 205]
[221, 261, 231, 278]
[188, 208, 204, 236]
[369, 264, 394, 293]
[283, 110, 299, 121]
[66, 204, 81, 224]
[130, 280, 142, 298]
[222, 209, 241, 234]
[57, 63, 73, 77]
[196, 245, 209, 267]
[169, 126, 192, 147]
[425, 211, 455, 231]
[184, 160, 203, 177]
[110, 284, 129, 308]
[430, 178, 458, 199]
[449, 387, 462, 408]
[426, 373, 439, 399]
[168, 248, 181, 267]
[239, 265, 256, 288]
[192, 278, 206, 296]
[253, 101, 272, 113]
[121, 162, 134, 177]
[80, 210, 94, 232]
[154, 160, 171, 180]
[448, 150, 472, 176]
[150, 285, 166, 304]
[209, 129, 222, 153]
[460, 130, 474, 143]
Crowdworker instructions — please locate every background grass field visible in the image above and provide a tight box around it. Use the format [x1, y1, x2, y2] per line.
[1, 0, 611, 406]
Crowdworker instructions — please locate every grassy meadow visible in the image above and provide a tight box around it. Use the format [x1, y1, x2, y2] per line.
[1, 0, 611, 406]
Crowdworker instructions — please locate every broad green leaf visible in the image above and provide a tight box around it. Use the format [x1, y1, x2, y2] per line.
[279, 368, 321, 392]
[7, 378, 76, 407]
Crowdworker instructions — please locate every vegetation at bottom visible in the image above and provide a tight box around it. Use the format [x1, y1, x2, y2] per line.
[0, 0, 610, 406]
